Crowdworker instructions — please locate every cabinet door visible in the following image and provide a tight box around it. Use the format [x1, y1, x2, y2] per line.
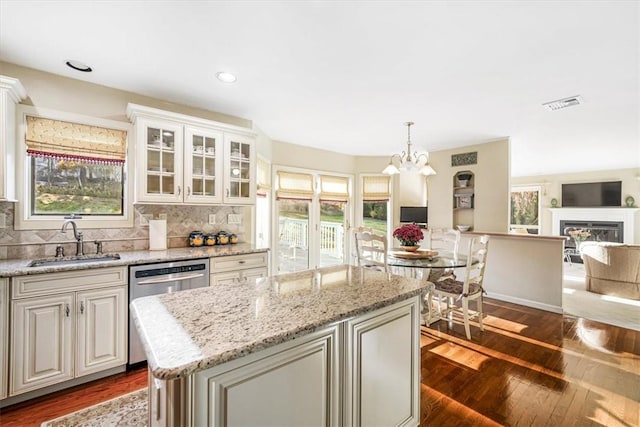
[136, 118, 184, 203]
[76, 286, 127, 377]
[192, 324, 340, 427]
[241, 267, 269, 285]
[344, 296, 421, 427]
[0, 279, 7, 400]
[223, 132, 255, 205]
[210, 271, 241, 287]
[184, 126, 224, 204]
[10, 294, 74, 395]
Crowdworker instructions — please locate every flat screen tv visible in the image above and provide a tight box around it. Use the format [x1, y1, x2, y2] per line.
[400, 206, 428, 224]
[561, 181, 622, 207]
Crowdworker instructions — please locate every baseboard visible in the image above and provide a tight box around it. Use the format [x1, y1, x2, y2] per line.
[485, 292, 563, 314]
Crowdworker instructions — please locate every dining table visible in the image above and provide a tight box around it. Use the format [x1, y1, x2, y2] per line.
[387, 248, 470, 325]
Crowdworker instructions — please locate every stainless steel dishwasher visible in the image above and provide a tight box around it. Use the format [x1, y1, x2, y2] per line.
[128, 258, 210, 366]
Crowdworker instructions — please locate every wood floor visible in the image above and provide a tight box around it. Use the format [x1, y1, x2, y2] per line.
[1, 298, 638, 426]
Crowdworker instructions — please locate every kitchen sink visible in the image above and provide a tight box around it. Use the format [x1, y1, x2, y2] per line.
[28, 253, 121, 268]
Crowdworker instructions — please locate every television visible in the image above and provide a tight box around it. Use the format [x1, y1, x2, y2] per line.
[400, 206, 428, 224]
[561, 181, 622, 207]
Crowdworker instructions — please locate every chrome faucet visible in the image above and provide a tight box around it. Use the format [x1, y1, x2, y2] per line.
[61, 220, 84, 256]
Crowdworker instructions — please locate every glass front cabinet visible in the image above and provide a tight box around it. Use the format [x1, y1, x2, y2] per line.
[128, 104, 255, 205]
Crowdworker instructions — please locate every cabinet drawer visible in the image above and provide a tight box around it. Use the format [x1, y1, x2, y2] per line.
[12, 267, 127, 299]
[210, 252, 268, 273]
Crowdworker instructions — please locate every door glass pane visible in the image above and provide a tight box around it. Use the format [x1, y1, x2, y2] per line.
[319, 201, 346, 267]
[362, 201, 388, 235]
[278, 200, 309, 273]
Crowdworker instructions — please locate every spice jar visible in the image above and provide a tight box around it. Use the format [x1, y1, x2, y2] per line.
[204, 234, 217, 246]
[216, 231, 229, 245]
[189, 231, 204, 247]
[229, 233, 238, 244]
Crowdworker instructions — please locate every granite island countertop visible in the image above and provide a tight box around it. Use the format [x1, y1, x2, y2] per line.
[130, 264, 429, 380]
[0, 244, 268, 277]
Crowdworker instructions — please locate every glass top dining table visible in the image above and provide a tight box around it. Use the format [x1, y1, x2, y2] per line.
[387, 250, 468, 282]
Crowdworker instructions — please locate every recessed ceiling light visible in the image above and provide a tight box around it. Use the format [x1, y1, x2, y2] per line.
[65, 59, 93, 72]
[215, 72, 237, 83]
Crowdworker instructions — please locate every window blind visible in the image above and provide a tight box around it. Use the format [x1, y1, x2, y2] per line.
[362, 175, 390, 201]
[319, 175, 349, 202]
[25, 116, 127, 165]
[276, 171, 314, 200]
[256, 158, 272, 197]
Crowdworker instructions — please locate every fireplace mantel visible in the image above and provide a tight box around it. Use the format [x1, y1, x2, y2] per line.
[550, 208, 639, 244]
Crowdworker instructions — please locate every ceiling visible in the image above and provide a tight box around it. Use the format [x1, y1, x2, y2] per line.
[1, 1, 638, 177]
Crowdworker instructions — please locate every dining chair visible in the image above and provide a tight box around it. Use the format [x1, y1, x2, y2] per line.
[428, 234, 489, 339]
[353, 228, 388, 272]
[427, 228, 461, 256]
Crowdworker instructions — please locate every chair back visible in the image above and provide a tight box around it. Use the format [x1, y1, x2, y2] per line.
[462, 235, 489, 294]
[428, 228, 461, 256]
[354, 229, 388, 272]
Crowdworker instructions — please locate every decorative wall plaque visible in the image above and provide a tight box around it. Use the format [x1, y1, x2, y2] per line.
[451, 151, 477, 167]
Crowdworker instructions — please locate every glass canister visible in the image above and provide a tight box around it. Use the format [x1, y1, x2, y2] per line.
[216, 231, 229, 245]
[189, 231, 205, 247]
[229, 233, 238, 244]
[204, 234, 217, 246]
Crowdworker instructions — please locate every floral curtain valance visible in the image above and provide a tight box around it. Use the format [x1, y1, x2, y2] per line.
[276, 171, 314, 200]
[362, 175, 390, 201]
[25, 116, 127, 165]
[319, 175, 349, 202]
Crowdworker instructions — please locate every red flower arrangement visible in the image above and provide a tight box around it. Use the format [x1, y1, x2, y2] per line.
[393, 224, 424, 246]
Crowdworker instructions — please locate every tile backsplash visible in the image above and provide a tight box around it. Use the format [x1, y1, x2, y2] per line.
[0, 202, 247, 260]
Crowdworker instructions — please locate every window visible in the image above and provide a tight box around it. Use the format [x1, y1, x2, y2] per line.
[15, 106, 133, 230]
[510, 186, 540, 234]
[361, 175, 391, 236]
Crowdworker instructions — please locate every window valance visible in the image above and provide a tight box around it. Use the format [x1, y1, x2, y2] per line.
[26, 115, 127, 165]
[276, 171, 314, 200]
[362, 175, 390, 201]
[319, 175, 349, 202]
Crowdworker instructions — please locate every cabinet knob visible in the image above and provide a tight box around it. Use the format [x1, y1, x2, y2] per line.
[187, 186, 191, 196]
[65, 304, 70, 317]
[177, 185, 182, 196]
[80, 301, 85, 314]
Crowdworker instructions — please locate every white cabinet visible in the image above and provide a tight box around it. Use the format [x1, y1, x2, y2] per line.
[344, 296, 421, 426]
[0, 76, 27, 201]
[0, 278, 9, 400]
[210, 252, 268, 286]
[128, 104, 256, 205]
[192, 324, 341, 427]
[9, 267, 127, 396]
[150, 295, 421, 427]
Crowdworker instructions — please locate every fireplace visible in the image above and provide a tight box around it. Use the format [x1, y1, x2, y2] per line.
[551, 207, 638, 263]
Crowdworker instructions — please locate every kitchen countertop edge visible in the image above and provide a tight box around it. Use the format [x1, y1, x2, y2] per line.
[0, 244, 269, 277]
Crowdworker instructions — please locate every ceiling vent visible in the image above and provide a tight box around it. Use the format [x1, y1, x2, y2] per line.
[542, 95, 584, 111]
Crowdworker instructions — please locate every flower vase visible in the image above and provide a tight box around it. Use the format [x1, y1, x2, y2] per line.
[401, 245, 420, 252]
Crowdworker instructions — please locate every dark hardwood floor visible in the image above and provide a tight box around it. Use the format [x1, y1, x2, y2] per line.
[1, 298, 638, 426]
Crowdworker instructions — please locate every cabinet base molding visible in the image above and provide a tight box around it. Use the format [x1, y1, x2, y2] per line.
[0, 365, 125, 409]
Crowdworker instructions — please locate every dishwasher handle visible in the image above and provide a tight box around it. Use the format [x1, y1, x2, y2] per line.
[136, 272, 205, 285]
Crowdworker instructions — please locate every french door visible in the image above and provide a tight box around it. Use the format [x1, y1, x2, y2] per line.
[275, 170, 351, 273]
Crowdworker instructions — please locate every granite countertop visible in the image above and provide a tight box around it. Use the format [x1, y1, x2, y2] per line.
[0, 244, 268, 277]
[130, 264, 428, 380]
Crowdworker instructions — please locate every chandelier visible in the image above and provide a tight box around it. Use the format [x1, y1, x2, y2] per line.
[382, 122, 436, 176]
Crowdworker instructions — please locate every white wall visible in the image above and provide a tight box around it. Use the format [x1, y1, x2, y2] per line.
[427, 138, 511, 232]
[512, 168, 640, 238]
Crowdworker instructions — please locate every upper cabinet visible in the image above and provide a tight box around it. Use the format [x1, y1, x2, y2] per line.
[127, 104, 256, 205]
[0, 76, 27, 202]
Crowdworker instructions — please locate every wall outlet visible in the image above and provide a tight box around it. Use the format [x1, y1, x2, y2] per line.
[209, 214, 217, 225]
[158, 213, 168, 221]
[140, 214, 154, 226]
[0, 213, 5, 229]
[228, 214, 242, 224]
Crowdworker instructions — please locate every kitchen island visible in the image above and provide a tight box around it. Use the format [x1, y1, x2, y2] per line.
[130, 264, 427, 426]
